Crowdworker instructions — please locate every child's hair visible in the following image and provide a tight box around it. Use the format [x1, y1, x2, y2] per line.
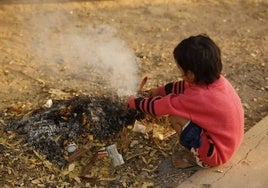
[173, 34, 222, 85]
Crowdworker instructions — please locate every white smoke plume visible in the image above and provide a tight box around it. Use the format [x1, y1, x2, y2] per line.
[28, 10, 139, 96]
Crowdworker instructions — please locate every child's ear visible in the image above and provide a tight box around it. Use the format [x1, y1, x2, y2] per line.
[186, 71, 195, 82]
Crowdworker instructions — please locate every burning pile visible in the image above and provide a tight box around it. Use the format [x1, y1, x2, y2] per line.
[5, 95, 142, 167]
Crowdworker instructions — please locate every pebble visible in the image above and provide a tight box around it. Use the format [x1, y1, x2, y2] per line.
[140, 171, 149, 176]
[243, 103, 250, 110]
[3, 70, 9, 75]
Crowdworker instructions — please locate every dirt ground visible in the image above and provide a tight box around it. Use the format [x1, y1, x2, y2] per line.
[0, 0, 267, 187]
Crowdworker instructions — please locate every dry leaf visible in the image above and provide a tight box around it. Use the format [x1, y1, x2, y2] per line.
[54, 135, 61, 143]
[88, 135, 94, 141]
[142, 181, 154, 188]
[74, 176, 81, 183]
[31, 179, 41, 184]
[61, 170, 70, 176]
[68, 163, 75, 172]
[215, 169, 224, 173]
[152, 123, 176, 140]
[48, 88, 71, 99]
[33, 150, 45, 160]
[43, 160, 53, 170]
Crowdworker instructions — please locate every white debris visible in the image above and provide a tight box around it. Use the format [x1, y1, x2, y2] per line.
[106, 144, 124, 167]
[44, 99, 53, 108]
[132, 120, 151, 134]
[65, 142, 77, 153]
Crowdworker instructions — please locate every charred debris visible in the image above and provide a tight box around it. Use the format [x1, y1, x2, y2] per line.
[5, 94, 143, 167]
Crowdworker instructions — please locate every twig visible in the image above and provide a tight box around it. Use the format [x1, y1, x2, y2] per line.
[125, 151, 148, 161]
[80, 152, 98, 176]
[68, 148, 87, 162]
[139, 76, 148, 91]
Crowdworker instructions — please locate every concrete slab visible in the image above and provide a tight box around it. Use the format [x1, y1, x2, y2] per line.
[177, 115, 268, 188]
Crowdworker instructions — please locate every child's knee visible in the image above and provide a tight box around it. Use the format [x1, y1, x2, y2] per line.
[179, 121, 202, 150]
[169, 115, 189, 133]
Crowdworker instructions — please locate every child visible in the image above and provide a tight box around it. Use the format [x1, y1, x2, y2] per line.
[128, 34, 244, 168]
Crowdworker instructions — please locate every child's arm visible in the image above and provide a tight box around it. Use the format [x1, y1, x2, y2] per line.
[150, 80, 185, 97]
[128, 95, 178, 116]
[129, 80, 186, 116]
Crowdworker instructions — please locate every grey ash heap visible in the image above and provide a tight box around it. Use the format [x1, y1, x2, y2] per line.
[6, 95, 142, 167]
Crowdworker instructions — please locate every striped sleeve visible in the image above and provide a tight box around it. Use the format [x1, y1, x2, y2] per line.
[164, 80, 185, 95]
[129, 94, 187, 117]
[133, 96, 162, 115]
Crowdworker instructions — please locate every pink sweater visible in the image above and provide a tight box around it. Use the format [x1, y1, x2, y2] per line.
[129, 75, 244, 166]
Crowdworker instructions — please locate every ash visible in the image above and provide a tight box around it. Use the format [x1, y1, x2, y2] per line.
[6, 95, 142, 167]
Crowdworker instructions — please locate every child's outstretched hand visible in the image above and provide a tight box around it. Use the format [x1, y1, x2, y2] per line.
[148, 88, 159, 97]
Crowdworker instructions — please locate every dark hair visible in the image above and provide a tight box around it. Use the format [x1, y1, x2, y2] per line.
[173, 34, 222, 85]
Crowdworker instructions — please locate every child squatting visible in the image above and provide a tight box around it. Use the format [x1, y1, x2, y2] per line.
[128, 34, 244, 168]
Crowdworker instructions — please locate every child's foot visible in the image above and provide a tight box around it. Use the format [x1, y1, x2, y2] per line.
[171, 147, 195, 169]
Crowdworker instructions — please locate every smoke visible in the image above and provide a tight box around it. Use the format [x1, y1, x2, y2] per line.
[28, 10, 139, 96]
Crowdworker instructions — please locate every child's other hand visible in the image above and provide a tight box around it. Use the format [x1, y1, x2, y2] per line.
[148, 88, 159, 97]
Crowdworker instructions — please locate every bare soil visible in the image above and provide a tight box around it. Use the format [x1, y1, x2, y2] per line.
[0, 0, 267, 187]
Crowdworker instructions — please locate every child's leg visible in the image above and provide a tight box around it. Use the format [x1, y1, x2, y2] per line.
[190, 148, 211, 168]
[170, 116, 211, 168]
[169, 115, 189, 134]
[191, 132, 216, 167]
[179, 121, 202, 150]
[179, 121, 211, 168]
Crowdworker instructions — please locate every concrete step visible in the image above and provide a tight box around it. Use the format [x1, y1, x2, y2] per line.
[177, 115, 268, 188]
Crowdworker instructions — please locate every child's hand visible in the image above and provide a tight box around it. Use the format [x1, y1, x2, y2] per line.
[148, 88, 159, 97]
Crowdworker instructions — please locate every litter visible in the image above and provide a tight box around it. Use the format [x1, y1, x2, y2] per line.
[65, 142, 77, 153]
[106, 144, 125, 167]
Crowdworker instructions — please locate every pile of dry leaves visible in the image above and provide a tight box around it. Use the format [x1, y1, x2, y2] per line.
[0, 91, 193, 187]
